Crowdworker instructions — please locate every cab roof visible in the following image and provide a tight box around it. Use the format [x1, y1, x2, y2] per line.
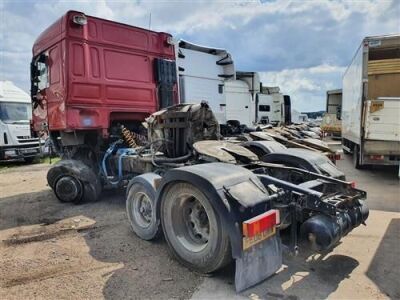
[0, 81, 31, 103]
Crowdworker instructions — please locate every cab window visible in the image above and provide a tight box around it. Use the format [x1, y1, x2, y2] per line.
[259, 105, 270, 112]
[31, 53, 49, 92]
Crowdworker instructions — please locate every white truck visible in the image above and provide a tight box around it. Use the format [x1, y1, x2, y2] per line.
[177, 41, 289, 127]
[0, 81, 41, 162]
[258, 86, 286, 125]
[321, 89, 342, 137]
[177, 40, 235, 125]
[342, 35, 400, 170]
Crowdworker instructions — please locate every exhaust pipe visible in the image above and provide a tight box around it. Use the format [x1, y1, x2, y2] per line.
[300, 200, 369, 251]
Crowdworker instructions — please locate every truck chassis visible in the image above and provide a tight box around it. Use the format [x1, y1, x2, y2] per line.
[46, 104, 369, 291]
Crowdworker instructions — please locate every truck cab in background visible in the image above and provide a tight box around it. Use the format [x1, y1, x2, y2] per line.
[321, 89, 342, 137]
[257, 86, 285, 125]
[0, 81, 41, 162]
[177, 40, 235, 124]
[177, 41, 290, 128]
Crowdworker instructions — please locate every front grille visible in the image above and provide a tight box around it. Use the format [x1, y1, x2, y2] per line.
[18, 139, 39, 144]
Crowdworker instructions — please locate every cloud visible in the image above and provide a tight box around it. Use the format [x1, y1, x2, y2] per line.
[260, 64, 346, 111]
[0, 0, 398, 111]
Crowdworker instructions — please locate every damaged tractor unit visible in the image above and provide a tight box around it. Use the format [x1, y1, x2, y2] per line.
[113, 104, 368, 291]
[31, 11, 369, 292]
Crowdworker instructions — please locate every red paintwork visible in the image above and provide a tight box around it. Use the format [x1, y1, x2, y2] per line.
[32, 11, 177, 136]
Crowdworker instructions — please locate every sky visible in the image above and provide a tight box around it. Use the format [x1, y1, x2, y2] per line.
[0, 0, 399, 111]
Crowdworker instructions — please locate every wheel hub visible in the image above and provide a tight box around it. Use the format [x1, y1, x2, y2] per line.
[133, 192, 153, 227]
[55, 176, 82, 202]
[185, 198, 210, 244]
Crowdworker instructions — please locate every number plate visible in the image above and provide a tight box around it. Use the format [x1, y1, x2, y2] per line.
[21, 149, 38, 154]
[243, 226, 276, 250]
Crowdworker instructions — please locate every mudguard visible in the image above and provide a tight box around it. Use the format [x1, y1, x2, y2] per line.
[126, 173, 161, 199]
[242, 140, 287, 157]
[155, 162, 282, 291]
[262, 148, 345, 179]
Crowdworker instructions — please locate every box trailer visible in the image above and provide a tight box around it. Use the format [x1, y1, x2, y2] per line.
[342, 35, 400, 169]
[0, 81, 41, 162]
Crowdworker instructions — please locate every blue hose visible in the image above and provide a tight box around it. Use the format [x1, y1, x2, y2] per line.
[101, 142, 136, 186]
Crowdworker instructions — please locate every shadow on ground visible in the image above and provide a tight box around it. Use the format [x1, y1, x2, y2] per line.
[201, 243, 359, 300]
[367, 218, 400, 299]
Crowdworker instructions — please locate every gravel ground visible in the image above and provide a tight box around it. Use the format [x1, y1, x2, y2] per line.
[0, 163, 203, 300]
[0, 155, 398, 300]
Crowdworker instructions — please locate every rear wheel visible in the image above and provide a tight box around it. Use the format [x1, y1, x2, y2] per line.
[343, 148, 351, 155]
[126, 182, 160, 240]
[353, 145, 362, 169]
[160, 182, 231, 273]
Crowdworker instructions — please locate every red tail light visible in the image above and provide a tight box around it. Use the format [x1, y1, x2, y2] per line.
[370, 155, 384, 161]
[350, 181, 356, 188]
[335, 153, 341, 160]
[243, 209, 279, 238]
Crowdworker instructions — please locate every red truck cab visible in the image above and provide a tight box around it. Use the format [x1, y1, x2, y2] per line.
[31, 11, 177, 149]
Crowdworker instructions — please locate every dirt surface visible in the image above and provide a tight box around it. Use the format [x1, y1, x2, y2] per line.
[0, 163, 202, 299]
[0, 155, 399, 300]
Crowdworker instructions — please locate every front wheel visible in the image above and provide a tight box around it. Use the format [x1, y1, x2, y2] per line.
[23, 156, 36, 164]
[160, 182, 231, 273]
[47, 159, 101, 203]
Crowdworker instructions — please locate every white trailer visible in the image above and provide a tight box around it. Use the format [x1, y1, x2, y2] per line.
[0, 81, 41, 162]
[342, 35, 400, 169]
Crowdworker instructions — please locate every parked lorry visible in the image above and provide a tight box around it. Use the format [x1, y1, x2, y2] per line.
[0, 81, 41, 162]
[177, 41, 290, 127]
[258, 86, 287, 125]
[177, 39, 234, 125]
[342, 35, 400, 169]
[321, 89, 342, 137]
[32, 11, 369, 292]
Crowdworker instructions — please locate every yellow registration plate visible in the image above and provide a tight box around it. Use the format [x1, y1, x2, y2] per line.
[243, 226, 276, 250]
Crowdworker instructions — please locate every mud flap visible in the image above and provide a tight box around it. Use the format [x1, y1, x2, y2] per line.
[235, 235, 282, 292]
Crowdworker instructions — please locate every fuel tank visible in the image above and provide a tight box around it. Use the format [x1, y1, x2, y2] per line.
[300, 200, 369, 251]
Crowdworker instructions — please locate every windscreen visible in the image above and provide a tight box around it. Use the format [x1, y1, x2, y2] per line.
[0, 102, 32, 123]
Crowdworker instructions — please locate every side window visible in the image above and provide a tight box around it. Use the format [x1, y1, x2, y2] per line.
[259, 105, 270, 112]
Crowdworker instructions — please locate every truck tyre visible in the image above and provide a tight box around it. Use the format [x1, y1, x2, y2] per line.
[343, 148, 351, 155]
[24, 157, 36, 164]
[160, 182, 231, 273]
[353, 145, 362, 169]
[126, 182, 161, 240]
[47, 159, 101, 203]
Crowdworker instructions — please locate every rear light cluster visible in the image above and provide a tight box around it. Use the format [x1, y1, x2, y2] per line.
[370, 155, 384, 161]
[243, 209, 279, 238]
[334, 153, 341, 161]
